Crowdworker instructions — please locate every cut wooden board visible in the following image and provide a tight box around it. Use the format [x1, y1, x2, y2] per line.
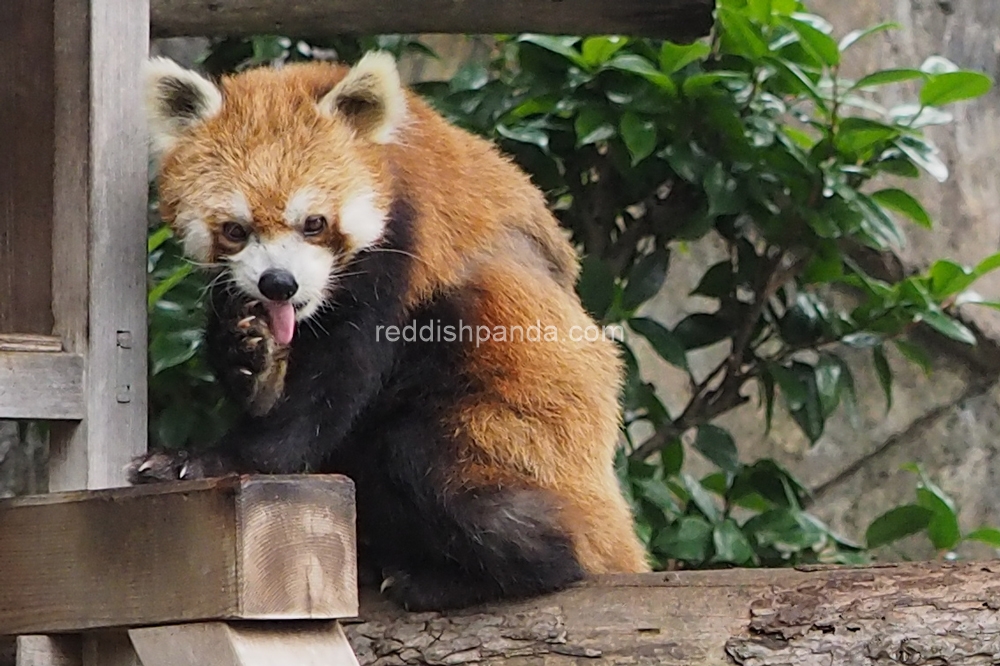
[346, 561, 1000, 666]
[0, 352, 84, 420]
[0, 476, 357, 636]
[151, 0, 717, 41]
[130, 621, 360, 666]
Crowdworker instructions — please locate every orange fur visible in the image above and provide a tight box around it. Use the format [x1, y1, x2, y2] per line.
[155, 60, 649, 575]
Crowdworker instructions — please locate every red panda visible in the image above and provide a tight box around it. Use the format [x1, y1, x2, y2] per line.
[131, 51, 651, 610]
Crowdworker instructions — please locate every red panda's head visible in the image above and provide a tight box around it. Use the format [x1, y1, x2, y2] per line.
[145, 53, 408, 344]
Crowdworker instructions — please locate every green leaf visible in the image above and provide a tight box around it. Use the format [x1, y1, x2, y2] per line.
[629, 317, 689, 370]
[835, 118, 899, 156]
[517, 34, 587, 68]
[872, 189, 932, 229]
[149, 330, 200, 375]
[620, 112, 658, 165]
[839, 21, 898, 51]
[921, 55, 960, 75]
[635, 477, 680, 514]
[703, 163, 741, 216]
[694, 425, 741, 474]
[873, 344, 893, 410]
[974, 252, 1000, 278]
[783, 16, 840, 66]
[852, 68, 925, 90]
[659, 41, 711, 74]
[915, 484, 960, 551]
[691, 261, 735, 299]
[918, 311, 976, 345]
[682, 473, 721, 523]
[719, 7, 770, 58]
[673, 313, 731, 351]
[768, 363, 807, 411]
[654, 516, 714, 562]
[894, 338, 933, 375]
[928, 259, 974, 297]
[661, 438, 685, 477]
[896, 137, 949, 183]
[622, 250, 670, 311]
[965, 528, 1000, 548]
[496, 124, 549, 152]
[577, 256, 616, 320]
[712, 519, 756, 565]
[814, 354, 843, 418]
[866, 505, 934, 549]
[920, 71, 993, 107]
[604, 54, 677, 93]
[574, 107, 616, 146]
[581, 36, 627, 67]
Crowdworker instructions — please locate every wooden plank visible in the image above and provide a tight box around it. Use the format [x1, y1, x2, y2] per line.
[0, 352, 83, 420]
[0, 476, 357, 636]
[151, 0, 716, 41]
[0, 0, 55, 336]
[0, 335, 63, 353]
[346, 561, 1000, 666]
[48, 0, 149, 492]
[15, 637, 81, 666]
[129, 621, 360, 666]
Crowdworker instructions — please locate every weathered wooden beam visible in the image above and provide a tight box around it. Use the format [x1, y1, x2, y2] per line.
[345, 561, 1000, 666]
[151, 0, 716, 41]
[0, 352, 84, 420]
[0, 476, 357, 636]
[130, 621, 360, 666]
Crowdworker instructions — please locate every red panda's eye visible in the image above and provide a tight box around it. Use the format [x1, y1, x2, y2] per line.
[303, 215, 327, 236]
[221, 222, 248, 243]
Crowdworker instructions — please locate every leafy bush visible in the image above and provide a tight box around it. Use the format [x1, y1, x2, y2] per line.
[147, 0, 998, 567]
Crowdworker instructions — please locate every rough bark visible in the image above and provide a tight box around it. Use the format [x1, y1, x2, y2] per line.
[346, 562, 1000, 665]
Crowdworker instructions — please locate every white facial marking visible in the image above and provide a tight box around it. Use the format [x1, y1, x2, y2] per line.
[227, 191, 252, 222]
[174, 210, 212, 264]
[340, 189, 387, 250]
[284, 187, 324, 227]
[229, 232, 335, 322]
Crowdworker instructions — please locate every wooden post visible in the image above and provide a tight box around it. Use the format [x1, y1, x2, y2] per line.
[1, 477, 359, 666]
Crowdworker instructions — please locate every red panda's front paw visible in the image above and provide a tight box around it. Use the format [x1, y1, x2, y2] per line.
[125, 450, 236, 485]
[220, 302, 289, 416]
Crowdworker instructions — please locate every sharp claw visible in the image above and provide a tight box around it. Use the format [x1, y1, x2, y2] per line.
[246, 300, 260, 309]
[178, 463, 189, 479]
[138, 460, 153, 473]
[380, 577, 396, 593]
[238, 368, 253, 376]
[247, 336, 263, 348]
[237, 315, 256, 329]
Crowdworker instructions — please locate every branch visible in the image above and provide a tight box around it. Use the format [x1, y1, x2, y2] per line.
[345, 562, 1000, 666]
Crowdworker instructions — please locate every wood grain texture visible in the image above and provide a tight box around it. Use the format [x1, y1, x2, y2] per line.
[0, 476, 357, 635]
[151, 0, 716, 40]
[0, 0, 55, 335]
[47, 0, 149, 492]
[0, 352, 84, 420]
[130, 621, 360, 666]
[346, 562, 1000, 666]
[0, 335, 63, 353]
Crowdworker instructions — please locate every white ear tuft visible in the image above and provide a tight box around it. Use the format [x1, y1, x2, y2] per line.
[145, 57, 223, 159]
[319, 51, 407, 144]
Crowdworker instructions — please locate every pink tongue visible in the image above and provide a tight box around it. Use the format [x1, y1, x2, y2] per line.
[265, 301, 296, 346]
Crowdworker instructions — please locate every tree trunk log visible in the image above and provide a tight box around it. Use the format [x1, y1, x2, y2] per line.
[346, 562, 1000, 665]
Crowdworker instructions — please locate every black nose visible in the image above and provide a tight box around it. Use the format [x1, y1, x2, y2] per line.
[258, 269, 298, 301]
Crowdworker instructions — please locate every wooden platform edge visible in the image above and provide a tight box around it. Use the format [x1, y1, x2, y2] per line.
[0, 475, 357, 635]
[150, 0, 717, 41]
[345, 560, 1000, 666]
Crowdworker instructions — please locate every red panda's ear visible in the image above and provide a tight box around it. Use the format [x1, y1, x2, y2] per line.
[144, 57, 223, 160]
[319, 51, 407, 144]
